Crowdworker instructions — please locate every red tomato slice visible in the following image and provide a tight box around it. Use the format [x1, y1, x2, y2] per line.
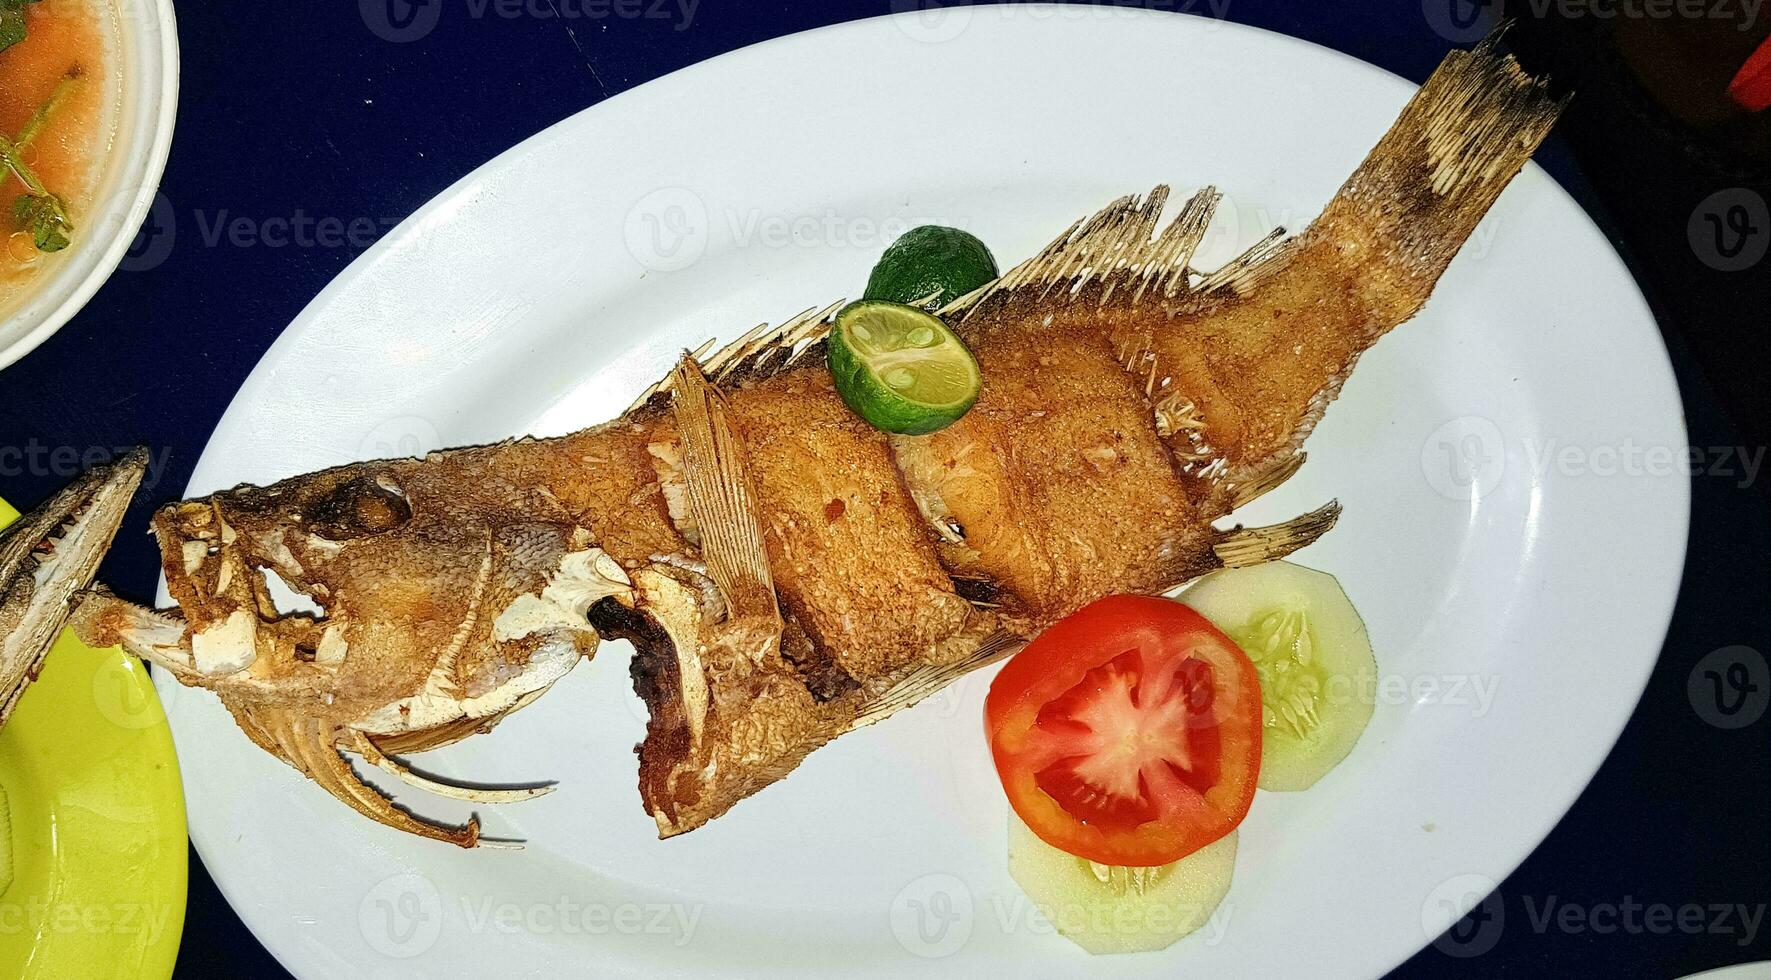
[1729, 34, 1771, 112]
[985, 595, 1261, 866]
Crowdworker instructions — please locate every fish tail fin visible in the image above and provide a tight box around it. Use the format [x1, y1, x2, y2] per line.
[1313, 26, 1566, 328]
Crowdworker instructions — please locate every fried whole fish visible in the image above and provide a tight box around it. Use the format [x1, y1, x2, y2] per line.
[73, 34, 1563, 846]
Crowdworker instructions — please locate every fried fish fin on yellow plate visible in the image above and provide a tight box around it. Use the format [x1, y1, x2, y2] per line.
[73, 31, 1563, 846]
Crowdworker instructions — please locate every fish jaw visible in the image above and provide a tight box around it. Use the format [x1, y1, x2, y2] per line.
[0, 449, 147, 725]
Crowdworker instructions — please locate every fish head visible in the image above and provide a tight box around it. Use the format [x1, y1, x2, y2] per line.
[143, 448, 631, 736]
[0, 448, 147, 724]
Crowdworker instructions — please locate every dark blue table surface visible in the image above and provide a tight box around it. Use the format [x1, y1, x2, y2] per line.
[1, 1, 1766, 977]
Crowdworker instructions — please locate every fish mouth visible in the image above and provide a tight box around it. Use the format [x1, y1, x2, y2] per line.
[157, 503, 269, 665]
[0, 448, 148, 724]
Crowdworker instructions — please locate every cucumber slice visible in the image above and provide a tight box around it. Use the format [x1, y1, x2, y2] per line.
[1180, 561, 1377, 791]
[1007, 811, 1237, 955]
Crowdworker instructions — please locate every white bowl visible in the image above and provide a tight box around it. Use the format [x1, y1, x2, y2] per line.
[0, 0, 179, 371]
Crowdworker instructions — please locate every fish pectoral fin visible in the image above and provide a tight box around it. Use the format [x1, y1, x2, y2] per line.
[1211, 501, 1342, 569]
[239, 706, 481, 848]
[850, 628, 1027, 731]
[668, 355, 782, 647]
[346, 730, 554, 804]
[1227, 452, 1307, 510]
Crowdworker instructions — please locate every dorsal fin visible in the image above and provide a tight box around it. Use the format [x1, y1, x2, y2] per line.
[667, 357, 780, 634]
[1190, 226, 1298, 300]
[945, 186, 1223, 322]
[624, 302, 839, 412]
[621, 186, 1298, 407]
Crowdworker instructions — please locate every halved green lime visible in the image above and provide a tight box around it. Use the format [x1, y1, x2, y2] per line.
[827, 300, 981, 435]
[864, 225, 999, 309]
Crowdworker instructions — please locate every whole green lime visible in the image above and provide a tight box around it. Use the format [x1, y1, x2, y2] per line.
[864, 225, 999, 309]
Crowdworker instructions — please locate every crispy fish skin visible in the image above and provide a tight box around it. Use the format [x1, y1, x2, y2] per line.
[721, 370, 976, 681]
[892, 318, 1210, 629]
[74, 32, 1563, 845]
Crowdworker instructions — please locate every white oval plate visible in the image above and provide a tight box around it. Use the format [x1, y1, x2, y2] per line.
[161, 7, 1688, 978]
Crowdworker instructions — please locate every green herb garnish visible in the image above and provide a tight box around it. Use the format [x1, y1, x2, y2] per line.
[1, 69, 82, 254]
[15, 69, 81, 148]
[10, 191, 69, 252]
[0, 0, 41, 55]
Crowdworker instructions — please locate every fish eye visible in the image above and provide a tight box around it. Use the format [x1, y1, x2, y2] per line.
[305, 476, 413, 541]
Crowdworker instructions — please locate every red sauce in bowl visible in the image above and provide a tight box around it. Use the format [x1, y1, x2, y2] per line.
[0, 1, 117, 308]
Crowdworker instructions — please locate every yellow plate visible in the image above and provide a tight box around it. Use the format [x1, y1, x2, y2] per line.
[0, 496, 186, 978]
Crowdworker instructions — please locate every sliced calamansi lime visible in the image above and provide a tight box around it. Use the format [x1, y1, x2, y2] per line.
[827, 300, 981, 435]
